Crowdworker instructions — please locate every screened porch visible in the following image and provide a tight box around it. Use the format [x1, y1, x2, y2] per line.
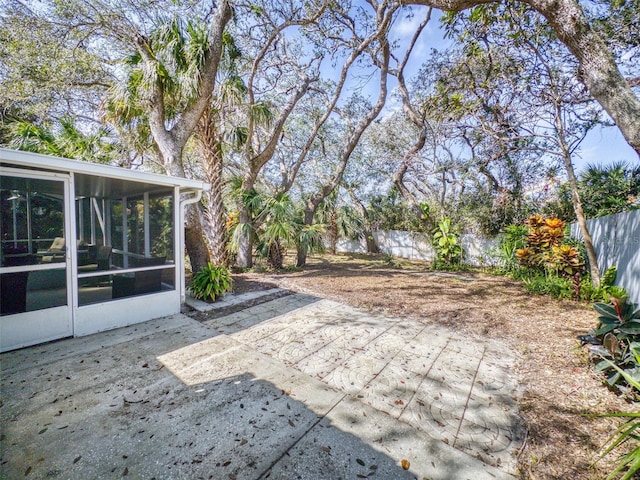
[0, 148, 206, 351]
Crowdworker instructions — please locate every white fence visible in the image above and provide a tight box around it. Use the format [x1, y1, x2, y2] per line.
[335, 230, 497, 266]
[570, 209, 640, 305]
[335, 210, 639, 305]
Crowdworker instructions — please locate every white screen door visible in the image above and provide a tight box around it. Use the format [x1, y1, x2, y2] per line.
[1, 169, 73, 352]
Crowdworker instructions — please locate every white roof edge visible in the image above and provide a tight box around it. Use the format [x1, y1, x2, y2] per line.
[0, 148, 209, 191]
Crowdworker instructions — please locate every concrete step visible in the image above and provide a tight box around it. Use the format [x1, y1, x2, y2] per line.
[185, 287, 288, 313]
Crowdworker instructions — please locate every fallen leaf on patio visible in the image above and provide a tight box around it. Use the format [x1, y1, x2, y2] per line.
[73, 456, 81, 464]
[38, 428, 47, 434]
[123, 467, 128, 476]
[288, 420, 295, 427]
[401, 459, 410, 470]
[320, 446, 331, 453]
[394, 399, 404, 405]
[356, 458, 365, 466]
[222, 461, 231, 467]
[240, 439, 247, 446]
[25, 466, 32, 476]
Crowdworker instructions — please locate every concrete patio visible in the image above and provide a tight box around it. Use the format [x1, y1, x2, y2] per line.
[0, 291, 523, 479]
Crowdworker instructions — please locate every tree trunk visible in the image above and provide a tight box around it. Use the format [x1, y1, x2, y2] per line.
[267, 240, 284, 270]
[236, 206, 254, 268]
[364, 232, 380, 254]
[133, 1, 232, 275]
[328, 212, 338, 255]
[296, 7, 394, 268]
[184, 206, 210, 274]
[296, 243, 308, 268]
[296, 208, 315, 267]
[198, 113, 228, 266]
[393, 160, 433, 231]
[562, 153, 601, 288]
[159, 151, 211, 275]
[348, 192, 380, 254]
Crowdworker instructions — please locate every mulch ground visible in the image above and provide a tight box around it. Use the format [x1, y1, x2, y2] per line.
[229, 252, 638, 480]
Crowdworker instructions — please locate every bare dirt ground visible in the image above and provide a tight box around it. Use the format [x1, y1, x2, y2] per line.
[231, 252, 638, 480]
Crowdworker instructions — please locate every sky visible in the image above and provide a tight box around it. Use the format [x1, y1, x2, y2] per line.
[353, 4, 639, 175]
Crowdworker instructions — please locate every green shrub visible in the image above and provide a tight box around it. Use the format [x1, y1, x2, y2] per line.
[190, 263, 233, 302]
[587, 294, 640, 394]
[589, 364, 640, 480]
[580, 266, 628, 303]
[522, 273, 574, 299]
[495, 224, 527, 273]
[582, 295, 640, 479]
[432, 217, 462, 269]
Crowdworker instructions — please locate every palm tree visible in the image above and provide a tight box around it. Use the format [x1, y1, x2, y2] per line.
[315, 191, 365, 254]
[196, 34, 247, 266]
[103, 14, 234, 273]
[256, 192, 299, 269]
[579, 162, 640, 218]
[7, 116, 119, 164]
[102, 5, 232, 273]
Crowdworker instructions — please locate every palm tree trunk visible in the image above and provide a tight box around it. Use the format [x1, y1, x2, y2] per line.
[236, 206, 253, 268]
[329, 212, 338, 255]
[296, 208, 314, 267]
[268, 240, 284, 269]
[198, 112, 228, 266]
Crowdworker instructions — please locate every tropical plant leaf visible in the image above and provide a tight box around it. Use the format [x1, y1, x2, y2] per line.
[594, 302, 619, 318]
[594, 323, 620, 336]
[620, 323, 640, 335]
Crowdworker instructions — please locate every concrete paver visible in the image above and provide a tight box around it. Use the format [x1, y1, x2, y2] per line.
[206, 296, 523, 472]
[185, 287, 286, 313]
[1, 292, 522, 479]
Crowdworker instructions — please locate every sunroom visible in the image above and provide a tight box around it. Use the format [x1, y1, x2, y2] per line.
[0, 148, 207, 352]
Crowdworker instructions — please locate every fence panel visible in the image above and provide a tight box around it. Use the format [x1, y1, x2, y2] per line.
[570, 210, 640, 304]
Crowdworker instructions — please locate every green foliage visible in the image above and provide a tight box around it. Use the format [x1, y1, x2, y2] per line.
[457, 188, 538, 237]
[315, 193, 364, 254]
[367, 188, 429, 233]
[587, 294, 640, 394]
[190, 263, 233, 302]
[6, 117, 120, 164]
[297, 223, 326, 257]
[590, 362, 640, 480]
[432, 217, 462, 269]
[580, 266, 627, 303]
[256, 193, 298, 269]
[547, 162, 640, 221]
[522, 274, 574, 299]
[0, 3, 110, 123]
[495, 224, 528, 272]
